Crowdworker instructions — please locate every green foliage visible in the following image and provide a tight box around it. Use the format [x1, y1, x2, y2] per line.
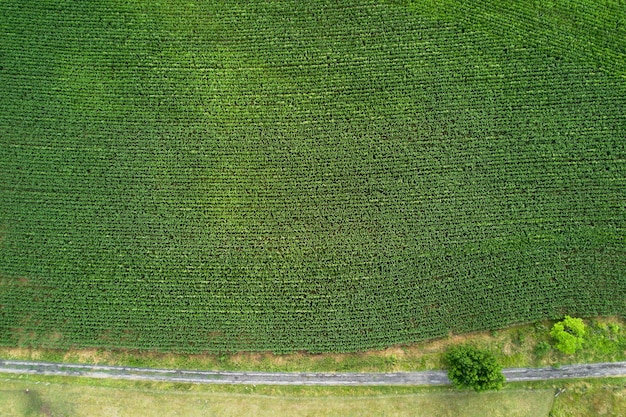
[534, 341, 551, 357]
[0, 0, 624, 354]
[577, 320, 626, 359]
[444, 345, 505, 392]
[608, 323, 621, 335]
[550, 316, 586, 354]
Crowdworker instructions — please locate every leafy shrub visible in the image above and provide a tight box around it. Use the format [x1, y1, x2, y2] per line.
[444, 345, 505, 392]
[550, 316, 586, 354]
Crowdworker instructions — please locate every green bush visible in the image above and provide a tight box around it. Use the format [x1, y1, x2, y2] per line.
[534, 341, 551, 357]
[550, 316, 586, 354]
[444, 345, 505, 392]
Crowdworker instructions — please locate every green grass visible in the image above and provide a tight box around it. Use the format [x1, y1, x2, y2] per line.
[0, 0, 624, 353]
[0, 376, 555, 417]
[549, 379, 626, 417]
[4, 374, 626, 417]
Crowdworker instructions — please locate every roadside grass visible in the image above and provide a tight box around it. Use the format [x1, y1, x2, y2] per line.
[549, 379, 626, 417]
[1, 317, 624, 373]
[0, 376, 555, 417]
[3, 374, 626, 416]
[0, 388, 30, 417]
[5, 374, 626, 416]
[513, 378, 626, 417]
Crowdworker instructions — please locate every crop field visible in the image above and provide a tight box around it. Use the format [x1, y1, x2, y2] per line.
[0, 0, 624, 353]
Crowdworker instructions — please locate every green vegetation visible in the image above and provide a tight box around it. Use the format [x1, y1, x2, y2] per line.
[550, 316, 586, 354]
[3, 374, 626, 417]
[0, 0, 624, 354]
[444, 345, 504, 392]
[0, 317, 625, 376]
[0, 376, 555, 417]
[548, 379, 626, 417]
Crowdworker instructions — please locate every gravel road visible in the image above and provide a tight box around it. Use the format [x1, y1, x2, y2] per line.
[1, 360, 625, 386]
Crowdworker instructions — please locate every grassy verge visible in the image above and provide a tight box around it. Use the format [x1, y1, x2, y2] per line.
[0, 375, 555, 417]
[548, 379, 626, 417]
[510, 378, 626, 417]
[1, 316, 624, 373]
[3, 373, 626, 416]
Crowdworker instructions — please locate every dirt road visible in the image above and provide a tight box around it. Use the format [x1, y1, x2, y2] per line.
[1, 359, 625, 386]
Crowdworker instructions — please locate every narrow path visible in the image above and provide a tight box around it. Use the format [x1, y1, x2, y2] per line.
[1, 360, 625, 386]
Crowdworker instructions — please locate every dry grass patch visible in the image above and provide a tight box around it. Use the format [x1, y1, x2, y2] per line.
[62, 349, 110, 365]
[1, 347, 43, 361]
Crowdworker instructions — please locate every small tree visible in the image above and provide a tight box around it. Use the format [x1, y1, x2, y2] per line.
[550, 316, 586, 354]
[444, 345, 505, 392]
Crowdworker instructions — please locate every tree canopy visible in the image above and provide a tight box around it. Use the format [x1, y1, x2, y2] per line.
[444, 345, 505, 392]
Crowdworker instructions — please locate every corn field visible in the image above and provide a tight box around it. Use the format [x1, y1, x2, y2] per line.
[0, 0, 624, 353]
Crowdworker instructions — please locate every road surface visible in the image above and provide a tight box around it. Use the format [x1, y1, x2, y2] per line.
[1, 359, 626, 386]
